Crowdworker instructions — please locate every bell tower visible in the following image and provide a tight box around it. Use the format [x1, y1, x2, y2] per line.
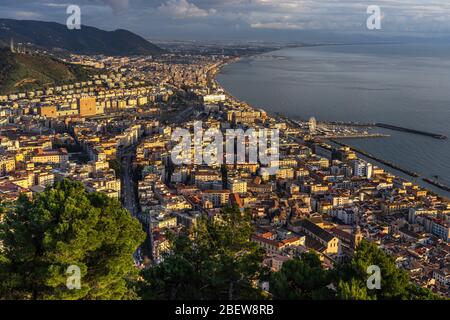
[351, 225, 363, 250]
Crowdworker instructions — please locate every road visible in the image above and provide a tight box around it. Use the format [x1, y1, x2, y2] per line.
[174, 106, 194, 123]
[118, 145, 143, 263]
[118, 145, 138, 216]
[121, 151, 137, 216]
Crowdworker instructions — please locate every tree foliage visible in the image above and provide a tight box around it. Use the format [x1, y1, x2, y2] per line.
[270, 252, 334, 300]
[0, 179, 444, 301]
[333, 241, 443, 300]
[0, 179, 146, 300]
[270, 241, 443, 300]
[140, 206, 267, 300]
[336, 279, 372, 300]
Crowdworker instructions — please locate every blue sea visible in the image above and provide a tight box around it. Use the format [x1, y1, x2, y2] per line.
[217, 43, 450, 197]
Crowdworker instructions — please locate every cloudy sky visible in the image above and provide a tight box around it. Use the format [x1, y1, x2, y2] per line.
[1, 0, 449, 40]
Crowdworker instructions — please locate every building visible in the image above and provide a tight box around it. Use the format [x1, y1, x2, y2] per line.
[201, 190, 230, 207]
[0, 155, 15, 175]
[203, 94, 226, 104]
[31, 148, 69, 165]
[150, 215, 177, 229]
[252, 233, 305, 254]
[152, 229, 170, 263]
[78, 97, 97, 117]
[85, 178, 121, 199]
[433, 268, 450, 287]
[431, 220, 450, 243]
[297, 219, 340, 255]
[264, 254, 292, 272]
[227, 179, 247, 194]
[330, 208, 356, 225]
[39, 105, 58, 118]
[351, 159, 373, 179]
[193, 170, 222, 189]
[35, 172, 54, 187]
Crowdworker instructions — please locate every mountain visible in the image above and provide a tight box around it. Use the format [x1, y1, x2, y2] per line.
[0, 48, 97, 94]
[0, 19, 165, 56]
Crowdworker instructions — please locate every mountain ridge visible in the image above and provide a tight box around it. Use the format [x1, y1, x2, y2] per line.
[0, 18, 165, 56]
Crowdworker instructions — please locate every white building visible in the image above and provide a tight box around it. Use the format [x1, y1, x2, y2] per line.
[227, 179, 247, 194]
[330, 208, 356, 225]
[203, 94, 226, 104]
[351, 159, 373, 179]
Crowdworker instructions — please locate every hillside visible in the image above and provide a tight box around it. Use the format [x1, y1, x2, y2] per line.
[0, 18, 165, 56]
[0, 48, 97, 94]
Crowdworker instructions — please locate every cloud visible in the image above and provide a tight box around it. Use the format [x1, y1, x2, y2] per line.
[1, 0, 450, 39]
[251, 22, 304, 30]
[99, 0, 130, 13]
[11, 10, 42, 19]
[231, 0, 450, 33]
[157, 0, 216, 18]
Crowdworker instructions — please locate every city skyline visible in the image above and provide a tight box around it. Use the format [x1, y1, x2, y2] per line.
[0, 0, 449, 305]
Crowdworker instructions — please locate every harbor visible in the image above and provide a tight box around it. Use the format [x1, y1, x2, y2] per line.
[319, 121, 448, 140]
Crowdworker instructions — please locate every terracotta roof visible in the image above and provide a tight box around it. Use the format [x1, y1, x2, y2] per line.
[299, 219, 334, 242]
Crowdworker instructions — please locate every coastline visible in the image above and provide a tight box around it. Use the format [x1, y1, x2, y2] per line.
[212, 51, 450, 200]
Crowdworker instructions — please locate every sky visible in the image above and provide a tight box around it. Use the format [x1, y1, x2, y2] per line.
[1, 0, 449, 41]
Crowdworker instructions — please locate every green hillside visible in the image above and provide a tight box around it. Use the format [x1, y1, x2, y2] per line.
[0, 19, 166, 56]
[0, 48, 97, 94]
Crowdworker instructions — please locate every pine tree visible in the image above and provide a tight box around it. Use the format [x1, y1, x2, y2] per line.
[270, 252, 334, 300]
[0, 179, 146, 300]
[140, 206, 267, 300]
[337, 279, 372, 300]
[334, 241, 444, 300]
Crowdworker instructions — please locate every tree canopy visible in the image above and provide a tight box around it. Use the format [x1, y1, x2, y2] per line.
[334, 241, 443, 300]
[270, 241, 443, 300]
[0, 180, 444, 301]
[0, 179, 146, 300]
[139, 206, 267, 300]
[270, 252, 334, 300]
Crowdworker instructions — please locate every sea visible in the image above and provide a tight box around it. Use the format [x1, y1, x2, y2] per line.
[216, 43, 450, 198]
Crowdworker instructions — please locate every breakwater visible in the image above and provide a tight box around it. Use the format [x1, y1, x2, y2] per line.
[330, 139, 420, 178]
[375, 123, 447, 140]
[422, 178, 450, 192]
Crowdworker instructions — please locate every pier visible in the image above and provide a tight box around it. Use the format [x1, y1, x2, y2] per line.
[422, 178, 450, 192]
[375, 123, 447, 140]
[318, 121, 448, 140]
[317, 133, 389, 139]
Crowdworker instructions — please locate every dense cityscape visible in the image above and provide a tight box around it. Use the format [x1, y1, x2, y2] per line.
[0, 38, 448, 301]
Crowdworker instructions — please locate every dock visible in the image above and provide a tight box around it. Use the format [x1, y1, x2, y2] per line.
[375, 123, 447, 140]
[422, 178, 450, 192]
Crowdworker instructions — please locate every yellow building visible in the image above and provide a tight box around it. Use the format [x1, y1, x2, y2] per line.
[78, 97, 97, 117]
[202, 190, 230, 207]
[38, 105, 58, 118]
[0, 155, 15, 175]
[276, 167, 295, 180]
[298, 219, 340, 255]
[31, 148, 69, 164]
[150, 216, 177, 229]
